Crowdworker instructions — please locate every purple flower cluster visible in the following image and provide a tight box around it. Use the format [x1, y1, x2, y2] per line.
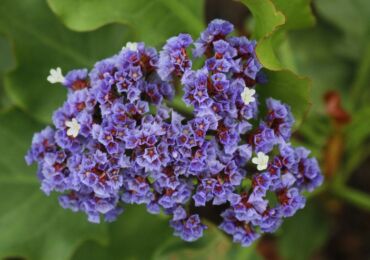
[26, 19, 322, 246]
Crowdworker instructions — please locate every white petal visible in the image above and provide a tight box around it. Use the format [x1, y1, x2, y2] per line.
[47, 67, 64, 84]
[241, 87, 256, 105]
[47, 75, 55, 83]
[251, 157, 258, 164]
[122, 42, 138, 51]
[65, 121, 72, 127]
[257, 163, 267, 171]
[65, 118, 80, 138]
[66, 128, 74, 137]
[252, 152, 269, 171]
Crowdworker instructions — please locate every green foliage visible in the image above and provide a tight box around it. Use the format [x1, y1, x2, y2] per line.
[0, 0, 133, 123]
[241, 0, 315, 70]
[240, 0, 285, 41]
[0, 109, 108, 260]
[316, 0, 370, 39]
[283, 25, 352, 112]
[72, 206, 173, 260]
[277, 204, 330, 260]
[154, 223, 261, 260]
[271, 0, 315, 30]
[0, 35, 14, 110]
[47, 0, 204, 45]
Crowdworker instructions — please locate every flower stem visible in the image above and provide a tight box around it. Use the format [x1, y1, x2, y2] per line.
[331, 184, 370, 212]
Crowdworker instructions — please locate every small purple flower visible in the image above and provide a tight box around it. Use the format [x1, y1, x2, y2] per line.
[277, 187, 306, 217]
[193, 19, 234, 57]
[158, 34, 193, 80]
[265, 98, 294, 141]
[294, 147, 323, 191]
[219, 208, 260, 247]
[64, 69, 89, 91]
[170, 214, 207, 242]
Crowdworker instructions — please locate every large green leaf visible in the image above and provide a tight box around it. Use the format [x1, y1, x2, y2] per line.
[72, 206, 173, 260]
[0, 109, 108, 260]
[0, 35, 14, 72]
[277, 203, 329, 260]
[315, 0, 370, 61]
[241, 0, 316, 70]
[315, 0, 370, 37]
[240, 0, 285, 40]
[258, 70, 311, 128]
[153, 223, 262, 260]
[47, 0, 204, 46]
[283, 24, 352, 113]
[0, 0, 133, 123]
[271, 0, 315, 30]
[0, 35, 14, 110]
[73, 210, 262, 260]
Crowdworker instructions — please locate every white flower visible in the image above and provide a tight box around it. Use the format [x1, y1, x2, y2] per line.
[122, 42, 138, 51]
[65, 118, 80, 138]
[252, 152, 269, 171]
[47, 67, 65, 84]
[241, 87, 256, 105]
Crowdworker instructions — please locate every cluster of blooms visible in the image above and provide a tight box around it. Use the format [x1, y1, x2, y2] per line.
[26, 19, 322, 246]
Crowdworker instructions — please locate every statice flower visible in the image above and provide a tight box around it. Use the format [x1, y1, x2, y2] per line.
[158, 34, 193, 80]
[27, 19, 323, 246]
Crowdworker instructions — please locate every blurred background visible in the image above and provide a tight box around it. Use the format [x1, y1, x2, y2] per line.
[0, 0, 369, 259]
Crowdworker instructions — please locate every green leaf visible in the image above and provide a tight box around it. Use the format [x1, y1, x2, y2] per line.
[0, 109, 108, 260]
[315, 0, 370, 37]
[256, 31, 285, 70]
[154, 222, 261, 260]
[241, 0, 316, 70]
[315, 0, 370, 61]
[47, 0, 204, 46]
[0, 0, 133, 123]
[239, 0, 285, 40]
[271, 0, 315, 30]
[74, 211, 262, 260]
[281, 23, 353, 112]
[258, 70, 311, 128]
[0, 35, 14, 72]
[72, 205, 173, 260]
[277, 203, 330, 260]
[0, 35, 15, 110]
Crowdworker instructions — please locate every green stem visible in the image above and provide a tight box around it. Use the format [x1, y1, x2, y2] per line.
[165, 96, 193, 117]
[331, 184, 370, 212]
